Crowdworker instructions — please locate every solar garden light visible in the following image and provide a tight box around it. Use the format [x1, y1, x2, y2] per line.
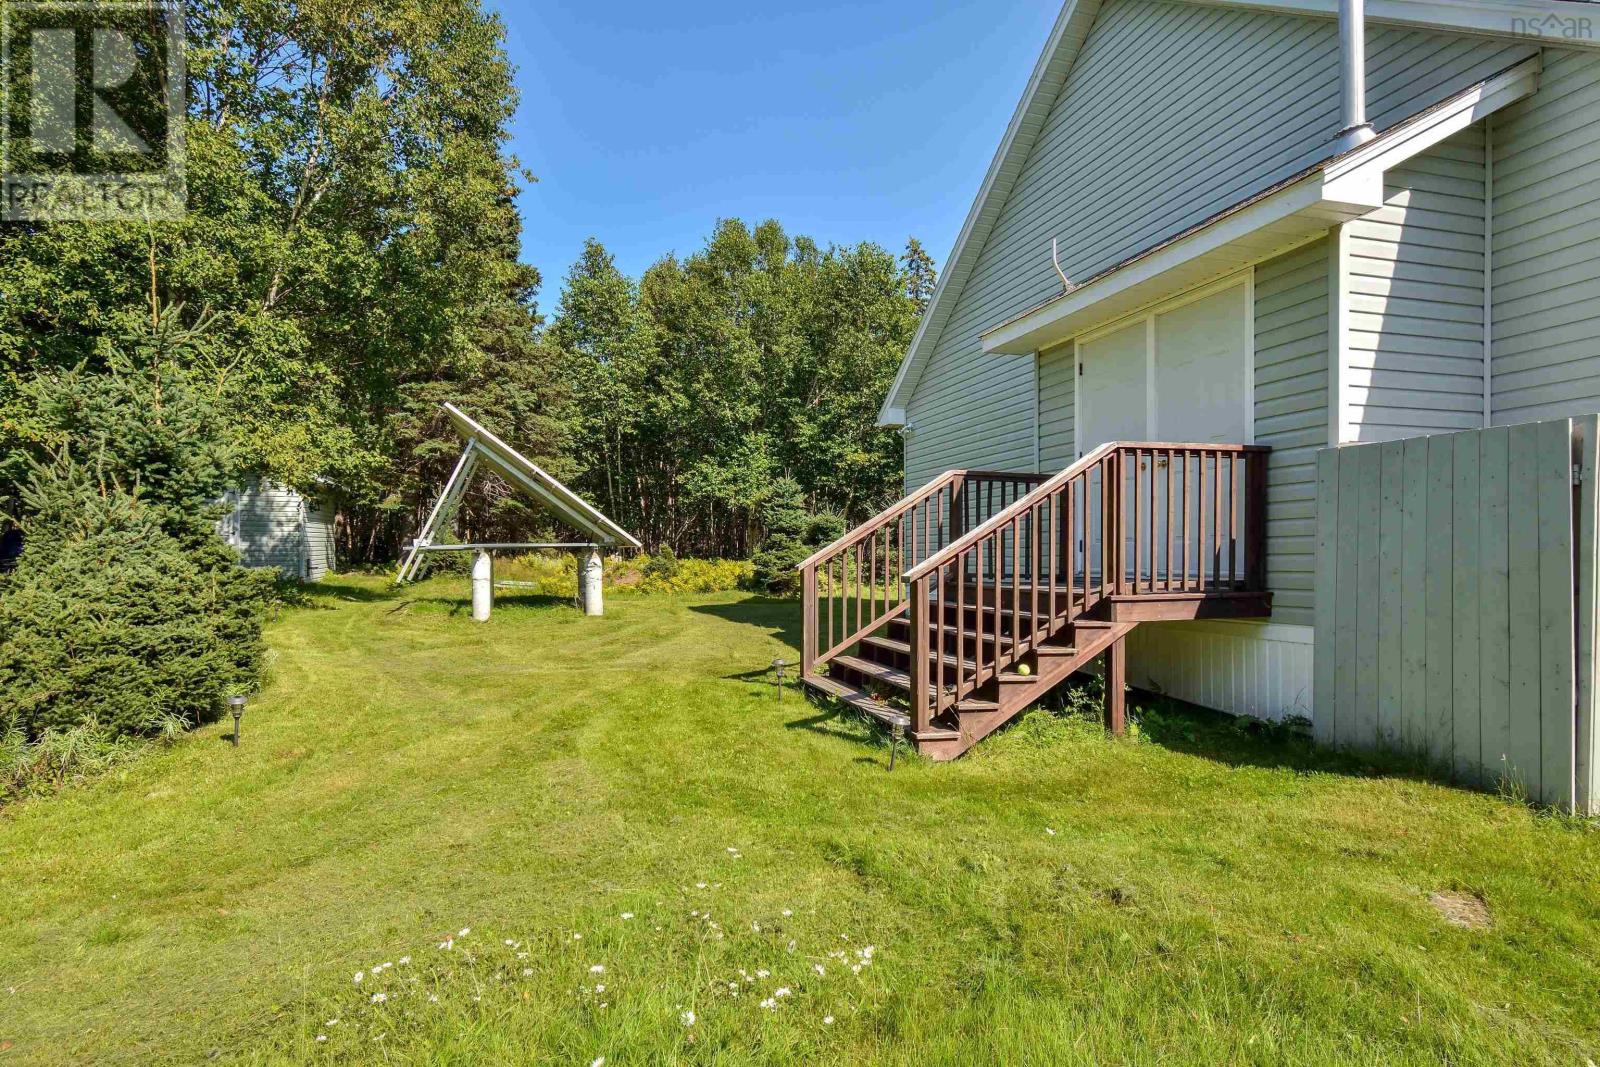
[226, 694, 246, 746]
[881, 709, 910, 771]
[770, 658, 793, 700]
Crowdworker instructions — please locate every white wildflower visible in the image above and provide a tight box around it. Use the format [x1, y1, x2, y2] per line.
[370, 992, 387, 1003]
[590, 964, 605, 974]
[814, 964, 826, 976]
[459, 928, 470, 937]
[398, 956, 410, 965]
[680, 1009, 696, 1026]
[751, 922, 761, 932]
[572, 933, 583, 940]
[781, 909, 792, 917]
[621, 912, 634, 920]
[759, 997, 776, 1009]
[523, 968, 535, 977]
[726, 847, 738, 854]
[756, 969, 770, 979]
[775, 987, 792, 998]
[823, 1015, 834, 1025]
[325, 1019, 339, 1027]
[696, 882, 708, 890]
[595, 983, 604, 993]
[1046, 828, 1057, 836]
[591, 1058, 606, 1067]
[428, 995, 439, 1003]
[851, 965, 861, 974]
[316, 1034, 327, 1043]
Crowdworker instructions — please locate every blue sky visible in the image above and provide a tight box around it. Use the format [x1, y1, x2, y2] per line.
[487, 0, 1061, 302]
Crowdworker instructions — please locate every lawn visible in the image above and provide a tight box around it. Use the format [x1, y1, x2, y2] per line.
[2, 574, 1597, 1065]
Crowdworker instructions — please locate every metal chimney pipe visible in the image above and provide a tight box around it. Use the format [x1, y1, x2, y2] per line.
[1336, 0, 1375, 150]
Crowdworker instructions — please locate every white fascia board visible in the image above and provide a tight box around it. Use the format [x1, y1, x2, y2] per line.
[980, 175, 1372, 355]
[876, 0, 1102, 427]
[981, 56, 1540, 357]
[1186, 0, 1600, 49]
[1322, 53, 1541, 199]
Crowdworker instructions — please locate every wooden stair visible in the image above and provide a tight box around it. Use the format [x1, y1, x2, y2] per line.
[796, 443, 1271, 761]
[806, 601, 1135, 759]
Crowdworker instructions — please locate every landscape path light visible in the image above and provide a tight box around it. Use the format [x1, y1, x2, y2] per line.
[226, 694, 246, 746]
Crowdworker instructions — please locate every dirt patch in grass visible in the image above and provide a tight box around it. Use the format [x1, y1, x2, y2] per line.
[1429, 890, 1492, 929]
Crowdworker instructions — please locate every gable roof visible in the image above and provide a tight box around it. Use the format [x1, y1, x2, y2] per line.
[878, 0, 1600, 426]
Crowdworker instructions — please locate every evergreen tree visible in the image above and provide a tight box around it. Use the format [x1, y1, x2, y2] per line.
[902, 238, 938, 313]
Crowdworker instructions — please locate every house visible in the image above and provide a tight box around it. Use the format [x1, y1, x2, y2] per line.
[219, 481, 336, 581]
[799, 0, 1600, 807]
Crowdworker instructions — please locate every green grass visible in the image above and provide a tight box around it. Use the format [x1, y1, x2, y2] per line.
[2, 575, 1597, 1065]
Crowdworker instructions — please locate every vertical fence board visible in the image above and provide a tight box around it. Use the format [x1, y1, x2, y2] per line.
[1506, 422, 1544, 801]
[1424, 435, 1456, 770]
[1400, 437, 1430, 754]
[1451, 431, 1483, 784]
[1355, 444, 1383, 748]
[1478, 427, 1512, 783]
[1313, 450, 1340, 747]
[1335, 450, 1362, 747]
[1377, 440, 1405, 748]
[1537, 418, 1576, 809]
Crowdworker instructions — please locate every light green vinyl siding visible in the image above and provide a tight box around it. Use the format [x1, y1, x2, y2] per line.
[1345, 128, 1488, 441]
[1255, 239, 1329, 627]
[1037, 342, 1076, 473]
[903, 0, 1532, 489]
[1490, 48, 1600, 424]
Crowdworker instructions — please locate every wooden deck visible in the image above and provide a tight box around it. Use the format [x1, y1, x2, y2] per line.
[797, 442, 1271, 759]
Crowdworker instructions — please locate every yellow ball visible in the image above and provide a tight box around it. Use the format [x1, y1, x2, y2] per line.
[1016, 663, 1032, 677]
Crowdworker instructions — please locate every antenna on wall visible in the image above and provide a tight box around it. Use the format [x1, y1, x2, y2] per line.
[1051, 237, 1075, 293]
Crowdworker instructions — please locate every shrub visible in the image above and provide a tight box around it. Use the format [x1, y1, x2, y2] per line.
[0, 459, 275, 739]
[0, 317, 275, 748]
[750, 477, 843, 596]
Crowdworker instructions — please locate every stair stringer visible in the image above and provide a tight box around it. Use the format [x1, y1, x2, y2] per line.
[913, 621, 1139, 761]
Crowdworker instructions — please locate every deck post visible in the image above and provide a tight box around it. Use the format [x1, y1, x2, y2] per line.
[471, 549, 493, 622]
[909, 576, 932, 735]
[1247, 449, 1269, 590]
[579, 547, 604, 616]
[801, 564, 818, 676]
[1103, 632, 1126, 735]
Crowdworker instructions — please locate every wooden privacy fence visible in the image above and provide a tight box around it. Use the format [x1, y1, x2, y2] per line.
[1313, 416, 1600, 812]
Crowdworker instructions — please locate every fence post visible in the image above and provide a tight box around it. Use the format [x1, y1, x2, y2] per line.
[1575, 415, 1600, 815]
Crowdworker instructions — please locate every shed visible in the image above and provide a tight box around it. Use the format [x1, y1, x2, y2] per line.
[219, 481, 336, 581]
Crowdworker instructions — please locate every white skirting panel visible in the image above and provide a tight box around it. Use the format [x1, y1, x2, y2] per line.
[1126, 620, 1314, 722]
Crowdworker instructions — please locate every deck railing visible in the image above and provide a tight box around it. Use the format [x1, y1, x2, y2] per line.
[898, 443, 1269, 730]
[797, 469, 1044, 677]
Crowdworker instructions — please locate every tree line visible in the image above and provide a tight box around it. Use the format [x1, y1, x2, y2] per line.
[0, 0, 931, 567]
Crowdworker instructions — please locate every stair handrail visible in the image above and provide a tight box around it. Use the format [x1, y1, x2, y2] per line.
[903, 444, 1118, 584]
[797, 469, 964, 573]
[796, 469, 967, 679]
